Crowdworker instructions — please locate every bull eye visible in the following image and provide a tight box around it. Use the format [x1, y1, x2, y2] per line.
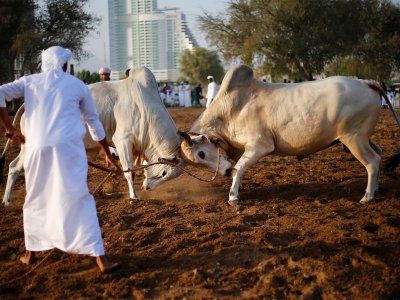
[162, 170, 167, 177]
[198, 151, 205, 160]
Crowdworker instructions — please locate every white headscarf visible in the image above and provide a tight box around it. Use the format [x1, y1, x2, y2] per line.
[41, 46, 72, 72]
[41, 46, 72, 88]
[99, 67, 111, 74]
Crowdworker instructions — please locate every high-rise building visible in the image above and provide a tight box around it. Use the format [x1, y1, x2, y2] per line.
[108, 0, 198, 81]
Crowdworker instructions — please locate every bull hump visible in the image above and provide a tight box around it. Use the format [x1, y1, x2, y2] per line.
[223, 64, 254, 92]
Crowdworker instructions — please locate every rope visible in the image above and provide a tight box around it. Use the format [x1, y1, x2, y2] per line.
[88, 147, 222, 183]
[158, 147, 221, 183]
[0, 249, 55, 289]
[91, 170, 114, 196]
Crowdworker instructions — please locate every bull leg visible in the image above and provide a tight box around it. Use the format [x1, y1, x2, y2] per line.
[229, 146, 272, 209]
[113, 139, 139, 202]
[341, 136, 381, 203]
[2, 145, 25, 206]
[369, 139, 382, 192]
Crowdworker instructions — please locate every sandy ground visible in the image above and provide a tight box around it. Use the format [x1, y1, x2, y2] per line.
[0, 107, 399, 299]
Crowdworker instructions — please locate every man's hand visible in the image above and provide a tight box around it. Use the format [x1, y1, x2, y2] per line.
[6, 127, 25, 144]
[106, 155, 123, 176]
[97, 138, 123, 176]
[1, 107, 25, 144]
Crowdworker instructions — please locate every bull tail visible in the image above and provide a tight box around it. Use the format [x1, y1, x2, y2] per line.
[365, 82, 400, 174]
[365, 80, 400, 128]
[0, 103, 25, 180]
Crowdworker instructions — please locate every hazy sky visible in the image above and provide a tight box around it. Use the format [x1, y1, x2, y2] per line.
[76, 0, 228, 71]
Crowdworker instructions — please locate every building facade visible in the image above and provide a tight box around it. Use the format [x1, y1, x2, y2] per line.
[108, 0, 197, 81]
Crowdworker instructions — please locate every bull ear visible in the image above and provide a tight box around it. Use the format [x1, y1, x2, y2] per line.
[178, 131, 193, 147]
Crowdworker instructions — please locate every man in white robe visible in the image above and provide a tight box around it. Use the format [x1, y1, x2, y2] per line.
[184, 81, 192, 107]
[206, 75, 218, 108]
[0, 46, 122, 273]
[178, 81, 185, 107]
[388, 89, 395, 107]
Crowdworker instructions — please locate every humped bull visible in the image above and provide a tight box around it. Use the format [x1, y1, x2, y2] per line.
[180, 64, 400, 209]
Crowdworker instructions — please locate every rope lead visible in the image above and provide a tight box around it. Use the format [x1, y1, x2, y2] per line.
[89, 147, 222, 183]
[0, 249, 55, 289]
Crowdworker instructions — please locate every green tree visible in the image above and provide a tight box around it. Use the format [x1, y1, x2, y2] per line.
[200, 0, 400, 81]
[76, 69, 100, 84]
[0, 0, 100, 82]
[325, 1, 400, 81]
[352, 0, 400, 81]
[90, 71, 100, 83]
[0, 0, 36, 83]
[325, 56, 376, 79]
[179, 47, 225, 85]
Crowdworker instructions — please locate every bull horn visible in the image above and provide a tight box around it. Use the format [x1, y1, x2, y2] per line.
[178, 131, 193, 147]
[209, 136, 220, 146]
[172, 156, 179, 164]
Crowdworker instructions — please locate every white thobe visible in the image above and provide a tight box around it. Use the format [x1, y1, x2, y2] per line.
[159, 92, 166, 104]
[166, 91, 173, 106]
[184, 84, 192, 107]
[0, 71, 106, 256]
[388, 91, 395, 107]
[178, 85, 185, 107]
[206, 82, 218, 108]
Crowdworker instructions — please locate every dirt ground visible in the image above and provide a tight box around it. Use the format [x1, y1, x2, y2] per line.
[0, 107, 400, 299]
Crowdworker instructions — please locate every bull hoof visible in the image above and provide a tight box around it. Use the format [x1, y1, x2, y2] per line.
[228, 199, 241, 213]
[229, 192, 239, 202]
[2, 200, 12, 206]
[228, 198, 238, 205]
[360, 197, 374, 204]
[129, 197, 139, 206]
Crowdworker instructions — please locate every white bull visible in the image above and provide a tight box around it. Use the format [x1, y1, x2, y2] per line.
[2, 66, 188, 205]
[180, 64, 400, 209]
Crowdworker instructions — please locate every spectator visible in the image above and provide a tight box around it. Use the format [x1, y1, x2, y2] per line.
[162, 83, 173, 106]
[206, 75, 218, 108]
[99, 67, 111, 81]
[158, 83, 166, 104]
[178, 81, 185, 107]
[125, 68, 131, 79]
[381, 88, 394, 109]
[184, 81, 192, 107]
[193, 83, 203, 107]
[388, 88, 395, 107]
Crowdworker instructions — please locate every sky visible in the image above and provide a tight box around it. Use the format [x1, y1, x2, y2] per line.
[75, 0, 229, 72]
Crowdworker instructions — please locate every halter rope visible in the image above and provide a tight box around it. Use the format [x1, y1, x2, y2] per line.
[0, 249, 55, 289]
[158, 147, 221, 183]
[89, 146, 222, 190]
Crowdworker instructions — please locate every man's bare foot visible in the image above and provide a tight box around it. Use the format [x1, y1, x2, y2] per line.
[20, 251, 35, 265]
[96, 255, 120, 273]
